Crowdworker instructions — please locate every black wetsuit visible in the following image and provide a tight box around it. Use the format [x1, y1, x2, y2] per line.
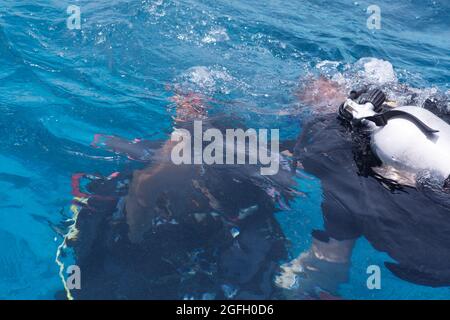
[293, 106, 450, 287]
[63, 117, 293, 300]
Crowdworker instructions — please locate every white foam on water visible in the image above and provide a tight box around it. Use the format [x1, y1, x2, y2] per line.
[175, 65, 236, 95]
[300, 57, 450, 120]
[146, 0, 166, 17]
[357, 57, 397, 85]
[316, 57, 398, 89]
[202, 27, 230, 44]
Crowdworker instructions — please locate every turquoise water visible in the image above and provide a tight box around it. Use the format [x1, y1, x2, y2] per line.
[0, 0, 449, 299]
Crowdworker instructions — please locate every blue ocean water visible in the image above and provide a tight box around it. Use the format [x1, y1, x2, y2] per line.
[0, 0, 449, 299]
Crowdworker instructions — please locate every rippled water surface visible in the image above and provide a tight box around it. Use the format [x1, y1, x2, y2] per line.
[0, 0, 449, 299]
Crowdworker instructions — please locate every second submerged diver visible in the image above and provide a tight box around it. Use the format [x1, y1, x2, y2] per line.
[277, 77, 450, 297]
[58, 92, 298, 300]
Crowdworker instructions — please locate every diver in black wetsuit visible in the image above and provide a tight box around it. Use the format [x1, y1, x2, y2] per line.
[58, 93, 296, 300]
[276, 78, 450, 297]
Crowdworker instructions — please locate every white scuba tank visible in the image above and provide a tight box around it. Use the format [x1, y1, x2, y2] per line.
[372, 106, 450, 178]
[343, 98, 450, 179]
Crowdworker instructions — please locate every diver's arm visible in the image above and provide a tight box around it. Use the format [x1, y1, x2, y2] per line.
[90, 92, 209, 162]
[123, 92, 211, 241]
[91, 134, 165, 162]
[123, 92, 210, 164]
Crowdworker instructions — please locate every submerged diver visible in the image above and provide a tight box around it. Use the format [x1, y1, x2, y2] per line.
[276, 77, 450, 297]
[58, 92, 298, 300]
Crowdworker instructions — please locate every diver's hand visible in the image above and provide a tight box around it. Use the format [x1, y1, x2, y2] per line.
[275, 250, 350, 299]
[275, 252, 323, 299]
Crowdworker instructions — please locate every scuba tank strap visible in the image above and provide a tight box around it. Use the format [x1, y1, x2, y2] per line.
[362, 110, 439, 136]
